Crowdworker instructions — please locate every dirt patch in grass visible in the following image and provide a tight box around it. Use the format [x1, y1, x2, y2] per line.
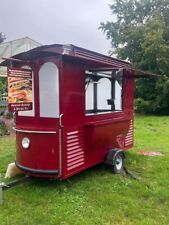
[138, 150, 164, 156]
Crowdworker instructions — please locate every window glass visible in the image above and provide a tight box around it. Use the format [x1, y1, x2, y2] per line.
[115, 80, 122, 110]
[39, 62, 59, 118]
[97, 78, 111, 110]
[85, 82, 94, 110]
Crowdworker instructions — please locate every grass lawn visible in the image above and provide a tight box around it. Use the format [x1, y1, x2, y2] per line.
[0, 115, 169, 225]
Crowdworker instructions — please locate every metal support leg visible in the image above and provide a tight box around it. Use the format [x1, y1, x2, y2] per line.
[0, 175, 4, 205]
[0, 174, 8, 205]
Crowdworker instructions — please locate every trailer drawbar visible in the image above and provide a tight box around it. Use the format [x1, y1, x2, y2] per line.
[0, 175, 30, 205]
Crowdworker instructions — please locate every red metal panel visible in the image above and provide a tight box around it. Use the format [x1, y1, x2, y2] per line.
[84, 114, 130, 165]
[16, 132, 59, 171]
[60, 61, 86, 178]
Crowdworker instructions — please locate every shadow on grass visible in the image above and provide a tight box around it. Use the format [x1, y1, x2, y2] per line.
[12, 152, 141, 190]
[25, 163, 109, 189]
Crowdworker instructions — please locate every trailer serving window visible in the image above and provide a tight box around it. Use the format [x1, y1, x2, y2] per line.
[85, 69, 123, 114]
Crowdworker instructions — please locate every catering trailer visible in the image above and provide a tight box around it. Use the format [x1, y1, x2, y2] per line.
[1, 44, 144, 179]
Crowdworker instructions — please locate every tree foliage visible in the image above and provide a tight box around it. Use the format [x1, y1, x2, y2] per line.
[100, 0, 169, 114]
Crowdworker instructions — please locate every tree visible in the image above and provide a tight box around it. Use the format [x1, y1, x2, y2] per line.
[100, 0, 169, 114]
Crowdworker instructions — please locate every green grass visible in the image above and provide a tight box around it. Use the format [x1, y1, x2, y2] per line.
[0, 115, 169, 225]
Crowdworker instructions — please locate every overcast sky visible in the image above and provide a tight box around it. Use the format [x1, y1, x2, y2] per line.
[0, 0, 113, 55]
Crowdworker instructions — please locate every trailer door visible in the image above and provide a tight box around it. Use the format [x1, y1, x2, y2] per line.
[37, 62, 61, 175]
[15, 62, 61, 176]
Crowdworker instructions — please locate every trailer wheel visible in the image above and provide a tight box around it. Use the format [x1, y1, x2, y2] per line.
[105, 149, 125, 174]
[112, 152, 124, 174]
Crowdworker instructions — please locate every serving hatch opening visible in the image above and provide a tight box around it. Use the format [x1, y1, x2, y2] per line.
[85, 68, 123, 114]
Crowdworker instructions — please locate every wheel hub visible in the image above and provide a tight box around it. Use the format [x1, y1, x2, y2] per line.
[115, 155, 123, 170]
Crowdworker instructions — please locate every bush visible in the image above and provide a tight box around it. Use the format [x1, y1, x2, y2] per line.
[0, 120, 9, 136]
[5, 112, 13, 119]
[134, 98, 155, 114]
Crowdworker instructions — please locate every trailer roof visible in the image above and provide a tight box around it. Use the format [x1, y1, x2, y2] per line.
[0, 44, 130, 68]
[0, 44, 160, 78]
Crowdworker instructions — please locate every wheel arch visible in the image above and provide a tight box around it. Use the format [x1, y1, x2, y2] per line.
[104, 148, 125, 166]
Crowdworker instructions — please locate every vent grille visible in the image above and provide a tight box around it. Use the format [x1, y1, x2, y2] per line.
[125, 120, 134, 147]
[74, 49, 128, 68]
[66, 130, 85, 171]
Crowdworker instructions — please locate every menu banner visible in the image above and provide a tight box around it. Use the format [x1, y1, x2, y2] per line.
[8, 68, 33, 112]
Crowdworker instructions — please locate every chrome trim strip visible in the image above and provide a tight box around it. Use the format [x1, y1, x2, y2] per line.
[15, 161, 58, 174]
[58, 128, 62, 177]
[59, 113, 64, 127]
[13, 127, 56, 134]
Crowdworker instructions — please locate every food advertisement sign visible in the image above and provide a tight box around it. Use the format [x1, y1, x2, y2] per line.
[8, 68, 33, 112]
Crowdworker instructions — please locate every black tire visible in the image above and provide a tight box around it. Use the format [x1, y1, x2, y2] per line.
[105, 149, 125, 174]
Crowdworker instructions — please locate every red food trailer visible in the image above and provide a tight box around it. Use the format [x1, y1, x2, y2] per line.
[1, 44, 142, 179]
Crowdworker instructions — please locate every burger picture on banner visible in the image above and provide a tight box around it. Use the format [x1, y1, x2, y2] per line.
[8, 68, 33, 112]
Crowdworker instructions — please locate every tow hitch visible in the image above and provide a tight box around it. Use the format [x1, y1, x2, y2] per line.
[0, 175, 29, 205]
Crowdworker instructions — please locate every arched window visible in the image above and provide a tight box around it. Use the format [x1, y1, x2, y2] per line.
[39, 62, 59, 118]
